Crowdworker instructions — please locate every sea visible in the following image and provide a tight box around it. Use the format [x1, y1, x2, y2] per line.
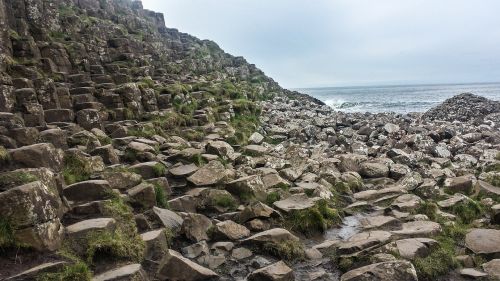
[296, 83, 500, 114]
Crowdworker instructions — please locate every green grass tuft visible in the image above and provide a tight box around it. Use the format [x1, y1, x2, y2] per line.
[413, 236, 458, 280]
[265, 192, 281, 205]
[0, 146, 10, 162]
[263, 240, 305, 262]
[63, 155, 91, 185]
[154, 184, 169, 209]
[415, 201, 439, 221]
[451, 199, 484, 224]
[153, 163, 167, 177]
[212, 193, 237, 210]
[0, 217, 15, 249]
[285, 200, 341, 234]
[37, 262, 91, 281]
[85, 229, 144, 264]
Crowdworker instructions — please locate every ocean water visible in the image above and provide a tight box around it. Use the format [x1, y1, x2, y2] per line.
[297, 83, 500, 113]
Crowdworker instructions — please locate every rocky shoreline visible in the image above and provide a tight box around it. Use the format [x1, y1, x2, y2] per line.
[0, 0, 499, 281]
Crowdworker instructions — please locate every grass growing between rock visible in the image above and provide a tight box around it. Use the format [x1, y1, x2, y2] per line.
[84, 195, 144, 264]
[413, 229, 461, 280]
[285, 200, 341, 235]
[37, 262, 91, 281]
[412, 213, 471, 280]
[265, 191, 281, 205]
[62, 155, 91, 185]
[415, 201, 439, 221]
[154, 183, 169, 209]
[263, 240, 305, 262]
[0, 217, 15, 249]
[451, 199, 484, 224]
[212, 193, 237, 210]
[153, 163, 167, 177]
[85, 229, 144, 264]
[0, 146, 9, 163]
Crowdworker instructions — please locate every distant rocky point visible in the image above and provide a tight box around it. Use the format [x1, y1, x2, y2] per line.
[423, 93, 500, 122]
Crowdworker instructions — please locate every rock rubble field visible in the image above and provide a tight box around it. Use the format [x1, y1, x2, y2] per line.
[0, 0, 499, 280]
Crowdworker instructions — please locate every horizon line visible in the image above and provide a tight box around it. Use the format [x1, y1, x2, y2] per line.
[291, 81, 500, 90]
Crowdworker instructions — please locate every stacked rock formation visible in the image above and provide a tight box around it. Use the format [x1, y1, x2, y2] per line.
[0, 0, 499, 281]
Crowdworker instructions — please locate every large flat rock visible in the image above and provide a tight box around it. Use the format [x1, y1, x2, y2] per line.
[465, 229, 500, 254]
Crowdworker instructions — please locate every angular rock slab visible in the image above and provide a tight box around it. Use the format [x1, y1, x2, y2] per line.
[340, 260, 418, 281]
[5, 261, 67, 280]
[382, 238, 438, 260]
[141, 229, 169, 261]
[247, 261, 294, 281]
[391, 221, 441, 238]
[92, 264, 148, 281]
[63, 180, 112, 203]
[359, 216, 401, 230]
[242, 228, 299, 246]
[9, 143, 63, 171]
[157, 250, 219, 281]
[482, 259, 500, 280]
[465, 229, 500, 254]
[187, 161, 228, 186]
[273, 193, 318, 213]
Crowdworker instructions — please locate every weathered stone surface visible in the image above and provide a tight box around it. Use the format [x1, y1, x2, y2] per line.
[391, 221, 441, 238]
[482, 259, 500, 280]
[360, 216, 401, 230]
[182, 213, 212, 242]
[5, 261, 68, 281]
[226, 175, 266, 201]
[169, 163, 198, 177]
[238, 202, 278, 222]
[9, 143, 63, 171]
[242, 228, 299, 245]
[273, 193, 317, 213]
[382, 238, 438, 260]
[187, 161, 228, 186]
[152, 207, 183, 232]
[213, 220, 250, 240]
[63, 180, 112, 203]
[66, 218, 116, 239]
[127, 182, 156, 208]
[444, 175, 476, 194]
[340, 260, 418, 281]
[0, 180, 63, 250]
[93, 264, 148, 281]
[247, 261, 294, 281]
[465, 229, 500, 254]
[157, 250, 219, 281]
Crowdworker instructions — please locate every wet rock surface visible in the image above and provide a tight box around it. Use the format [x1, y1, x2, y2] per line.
[0, 0, 499, 280]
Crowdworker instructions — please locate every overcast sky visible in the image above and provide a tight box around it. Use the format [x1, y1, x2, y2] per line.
[141, 0, 500, 88]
